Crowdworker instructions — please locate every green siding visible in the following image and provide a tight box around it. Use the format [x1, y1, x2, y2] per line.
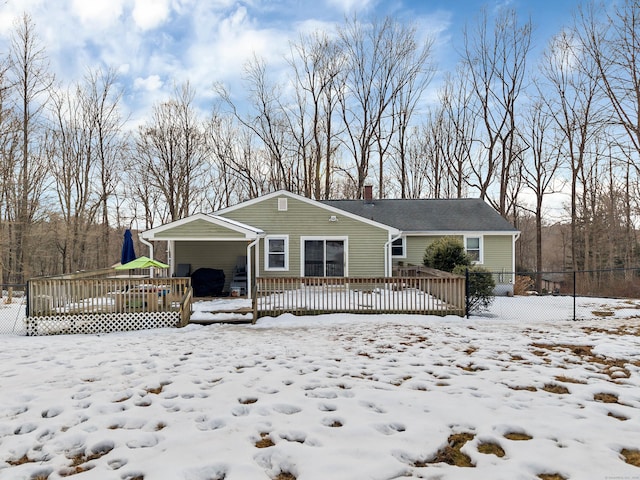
[397, 234, 514, 273]
[483, 235, 513, 272]
[156, 219, 247, 239]
[222, 195, 390, 278]
[175, 241, 248, 292]
[401, 235, 459, 267]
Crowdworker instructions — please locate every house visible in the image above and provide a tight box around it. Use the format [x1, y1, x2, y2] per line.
[140, 189, 519, 297]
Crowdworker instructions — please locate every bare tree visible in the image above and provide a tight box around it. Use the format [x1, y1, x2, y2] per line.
[390, 33, 435, 199]
[337, 16, 432, 199]
[540, 29, 605, 272]
[216, 56, 297, 193]
[577, 0, 640, 164]
[134, 82, 209, 223]
[461, 7, 532, 217]
[7, 13, 54, 282]
[49, 84, 100, 273]
[288, 31, 344, 199]
[46, 68, 125, 273]
[521, 95, 561, 289]
[437, 69, 476, 198]
[0, 58, 18, 283]
[84, 67, 127, 267]
[205, 111, 268, 207]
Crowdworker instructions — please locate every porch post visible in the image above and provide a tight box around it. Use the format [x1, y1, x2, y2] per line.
[246, 236, 261, 300]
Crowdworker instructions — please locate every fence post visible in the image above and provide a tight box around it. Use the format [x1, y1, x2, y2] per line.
[465, 268, 470, 318]
[25, 280, 30, 318]
[573, 270, 576, 321]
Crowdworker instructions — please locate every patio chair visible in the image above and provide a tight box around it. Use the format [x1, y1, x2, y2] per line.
[175, 263, 191, 277]
[230, 256, 247, 296]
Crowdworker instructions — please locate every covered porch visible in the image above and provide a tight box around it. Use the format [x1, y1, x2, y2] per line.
[140, 214, 264, 299]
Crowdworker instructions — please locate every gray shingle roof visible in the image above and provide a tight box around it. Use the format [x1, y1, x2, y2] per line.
[321, 198, 517, 233]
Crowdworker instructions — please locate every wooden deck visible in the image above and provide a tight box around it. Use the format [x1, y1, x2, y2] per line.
[254, 276, 466, 320]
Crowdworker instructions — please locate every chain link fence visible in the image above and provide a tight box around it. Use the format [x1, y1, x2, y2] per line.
[1, 284, 27, 335]
[468, 268, 640, 321]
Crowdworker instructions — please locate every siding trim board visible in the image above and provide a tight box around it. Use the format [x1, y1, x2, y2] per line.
[403, 231, 518, 236]
[142, 213, 264, 240]
[217, 190, 400, 235]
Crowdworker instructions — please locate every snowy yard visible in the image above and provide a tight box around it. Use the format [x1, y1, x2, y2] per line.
[0, 297, 639, 479]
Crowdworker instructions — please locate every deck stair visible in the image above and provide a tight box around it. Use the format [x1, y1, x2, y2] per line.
[189, 298, 254, 324]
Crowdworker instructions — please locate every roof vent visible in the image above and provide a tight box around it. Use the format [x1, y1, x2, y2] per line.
[278, 198, 288, 211]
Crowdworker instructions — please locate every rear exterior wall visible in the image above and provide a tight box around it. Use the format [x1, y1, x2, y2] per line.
[221, 195, 391, 278]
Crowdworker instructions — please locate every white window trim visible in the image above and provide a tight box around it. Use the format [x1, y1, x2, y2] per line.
[391, 237, 406, 258]
[300, 236, 349, 277]
[264, 235, 289, 271]
[464, 235, 483, 264]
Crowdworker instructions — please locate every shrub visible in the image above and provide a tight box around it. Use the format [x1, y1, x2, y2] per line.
[423, 237, 470, 272]
[454, 264, 495, 312]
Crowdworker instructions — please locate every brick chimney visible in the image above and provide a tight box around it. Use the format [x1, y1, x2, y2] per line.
[364, 185, 373, 203]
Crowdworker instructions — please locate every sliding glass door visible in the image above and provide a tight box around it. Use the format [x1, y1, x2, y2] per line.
[303, 239, 345, 277]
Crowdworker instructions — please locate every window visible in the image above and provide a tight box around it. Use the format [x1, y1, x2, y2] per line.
[302, 238, 346, 277]
[278, 198, 288, 211]
[265, 236, 288, 271]
[465, 236, 482, 263]
[391, 237, 405, 257]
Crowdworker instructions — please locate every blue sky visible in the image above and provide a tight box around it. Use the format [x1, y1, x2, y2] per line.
[0, 0, 582, 126]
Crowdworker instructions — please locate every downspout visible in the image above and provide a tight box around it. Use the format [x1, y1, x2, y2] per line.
[385, 233, 403, 277]
[139, 235, 155, 278]
[512, 232, 520, 284]
[246, 235, 262, 300]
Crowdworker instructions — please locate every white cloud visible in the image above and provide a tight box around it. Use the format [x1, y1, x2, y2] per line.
[183, 4, 292, 94]
[325, 0, 375, 13]
[132, 0, 171, 30]
[71, 0, 126, 27]
[134, 74, 163, 91]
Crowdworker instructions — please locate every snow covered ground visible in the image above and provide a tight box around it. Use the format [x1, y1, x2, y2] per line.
[1, 297, 639, 479]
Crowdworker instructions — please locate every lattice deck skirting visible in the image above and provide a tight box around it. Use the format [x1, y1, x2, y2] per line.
[26, 311, 181, 336]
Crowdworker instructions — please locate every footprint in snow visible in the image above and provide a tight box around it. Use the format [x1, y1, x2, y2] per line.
[126, 433, 159, 449]
[71, 391, 91, 400]
[232, 405, 251, 417]
[3, 405, 28, 417]
[359, 400, 386, 413]
[305, 390, 338, 399]
[317, 403, 337, 412]
[108, 458, 128, 470]
[279, 430, 307, 443]
[374, 422, 406, 435]
[36, 428, 56, 442]
[120, 470, 145, 479]
[257, 386, 279, 394]
[196, 416, 226, 431]
[322, 417, 344, 427]
[13, 423, 37, 435]
[183, 464, 228, 480]
[272, 404, 302, 415]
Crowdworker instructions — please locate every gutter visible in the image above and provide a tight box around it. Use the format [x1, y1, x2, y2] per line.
[512, 232, 521, 280]
[138, 235, 156, 278]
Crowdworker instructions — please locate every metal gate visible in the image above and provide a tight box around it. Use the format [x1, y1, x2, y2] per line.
[0, 284, 27, 335]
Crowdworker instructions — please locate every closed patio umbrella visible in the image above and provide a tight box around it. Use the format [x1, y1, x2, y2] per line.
[120, 229, 137, 265]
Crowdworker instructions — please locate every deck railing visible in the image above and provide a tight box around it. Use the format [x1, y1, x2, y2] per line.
[254, 276, 465, 319]
[28, 277, 191, 316]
